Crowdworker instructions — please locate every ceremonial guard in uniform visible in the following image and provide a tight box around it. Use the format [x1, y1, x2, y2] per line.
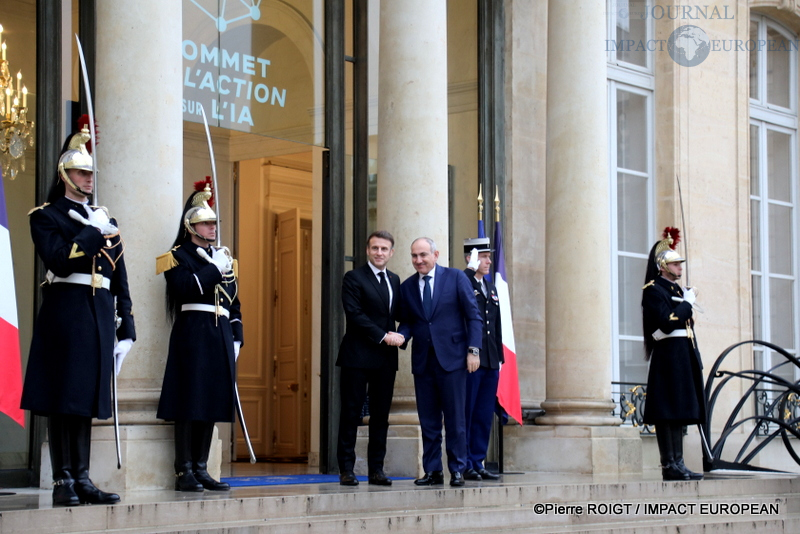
[21, 126, 135, 506]
[462, 238, 503, 482]
[156, 183, 242, 492]
[642, 227, 705, 481]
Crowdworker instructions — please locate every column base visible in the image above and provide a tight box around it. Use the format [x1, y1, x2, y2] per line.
[537, 399, 621, 426]
[40, 423, 222, 491]
[502, 424, 642, 475]
[352, 424, 422, 478]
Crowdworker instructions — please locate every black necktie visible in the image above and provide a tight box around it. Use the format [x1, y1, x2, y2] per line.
[378, 271, 390, 308]
[422, 275, 432, 318]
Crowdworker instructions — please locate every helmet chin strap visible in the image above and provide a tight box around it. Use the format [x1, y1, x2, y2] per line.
[59, 165, 92, 198]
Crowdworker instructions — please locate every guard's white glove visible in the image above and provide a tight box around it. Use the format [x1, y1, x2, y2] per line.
[234, 341, 241, 361]
[68, 207, 118, 235]
[683, 287, 697, 306]
[211, 247, 233, 274]
[113, 338, 133, 376]
[467, 248, 480, 270]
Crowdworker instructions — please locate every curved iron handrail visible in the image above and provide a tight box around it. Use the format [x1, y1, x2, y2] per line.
[703, 339, 800, 471]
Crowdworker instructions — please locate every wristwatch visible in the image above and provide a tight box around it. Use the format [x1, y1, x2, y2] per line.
[468, 347, 480, 356]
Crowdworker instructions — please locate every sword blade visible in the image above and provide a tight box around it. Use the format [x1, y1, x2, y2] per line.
[112, 370, 122, 468]
[75, 35, 99, 204]
[234, 383, 257, 463]
[199, 105, 220, 247]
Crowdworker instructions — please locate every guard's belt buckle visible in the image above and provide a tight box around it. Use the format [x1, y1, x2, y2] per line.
[92, 273, 105, 289]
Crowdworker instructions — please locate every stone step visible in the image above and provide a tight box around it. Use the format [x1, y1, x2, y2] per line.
[1, 476, 797, 534]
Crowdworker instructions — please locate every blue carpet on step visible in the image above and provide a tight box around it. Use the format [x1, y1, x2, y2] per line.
[221, 474, 411, 487]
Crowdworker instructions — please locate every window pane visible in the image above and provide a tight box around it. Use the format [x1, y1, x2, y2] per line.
[752, 198, 761, 271]
[767, 26, 792, 109]
[769, 348, 796, 383]
[617, 172, 648, 252]
[752, 274, 763, 339]
[770, 277, 795, 350]
[767, 129, 791, 202]
[750, 124, 759, 196]
[768, 203, 793, 275]
[616, 0, 648, 67]
[618, 339, 648, 384]
[617, 90, 647, 172]
[618, 255, 647, 336]
[750, 20, 759, 101]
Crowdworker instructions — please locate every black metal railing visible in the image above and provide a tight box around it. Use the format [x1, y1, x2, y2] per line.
[703, 340, 800, 471]
[611, 381, 654, 434]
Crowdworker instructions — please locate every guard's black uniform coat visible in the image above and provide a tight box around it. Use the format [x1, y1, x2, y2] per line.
[642, 276, 706, 425]
[21, 196, 136, 419]
[464, 268, 504, 369]
[157, 244, 243, 422]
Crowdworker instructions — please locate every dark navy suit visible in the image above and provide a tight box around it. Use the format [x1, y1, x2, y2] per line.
[398, 264, 482, 475]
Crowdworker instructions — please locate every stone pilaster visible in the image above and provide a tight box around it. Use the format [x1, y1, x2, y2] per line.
[373, 0, 449, 478]
[529, 0, 641, 474]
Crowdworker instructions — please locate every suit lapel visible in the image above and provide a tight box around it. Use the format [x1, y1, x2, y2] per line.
[430, 264, 445, 315]
[362, 264, 390, 310]
[388, 270, 400, 314]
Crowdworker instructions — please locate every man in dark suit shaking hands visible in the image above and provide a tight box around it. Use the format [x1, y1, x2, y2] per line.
[398, 237, 482, 487]
[336, 230, 404, 486]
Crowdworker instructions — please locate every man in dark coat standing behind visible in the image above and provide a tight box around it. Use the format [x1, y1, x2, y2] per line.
[336, 230, 403, 486]
[462, 237, 503, 482]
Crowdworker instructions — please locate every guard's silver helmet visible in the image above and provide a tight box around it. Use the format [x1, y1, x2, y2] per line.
[656, 249, 685, 271]
[184, 185, 217, 240]
[57, 127, 94, 196]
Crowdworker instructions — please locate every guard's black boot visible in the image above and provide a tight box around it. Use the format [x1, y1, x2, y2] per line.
[192, 421, 230, 491]
[656, 423, 689, 481]
[174, 421, 203, 492]
[48, 416, 79, 507]
[72, 416, 120, 504]
[672, 424, 703, 480]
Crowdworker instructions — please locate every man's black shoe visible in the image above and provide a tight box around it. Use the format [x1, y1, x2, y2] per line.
[463, 468, 482, 481]
[74, 478, 121, 504]
[477, 468, 500, 480]
[368, 469, 392, 486]
[449, 472, 465, 487]
[52, 479, 80, 506]
[661, 462, 690, 481]
[675, 459, 703, 480]
[414, 471, 444, 486]
[339, 471, 359, 486]
[194, 469, 231, 491]
[175, 471, 204, 492]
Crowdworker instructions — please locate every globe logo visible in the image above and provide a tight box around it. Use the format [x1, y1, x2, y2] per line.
[668, 25, 711, 67]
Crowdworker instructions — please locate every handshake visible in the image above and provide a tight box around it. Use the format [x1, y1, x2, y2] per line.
[384, 332, 405, 346]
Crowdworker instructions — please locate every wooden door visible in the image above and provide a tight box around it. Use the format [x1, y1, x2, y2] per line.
[273, 208, 304, 457]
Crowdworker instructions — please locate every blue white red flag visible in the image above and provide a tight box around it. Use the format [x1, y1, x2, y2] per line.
[493, 220, 522, 424]
[0, 170, 24, 427]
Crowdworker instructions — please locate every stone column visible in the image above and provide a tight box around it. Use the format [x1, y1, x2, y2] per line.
[40, 0, 206, 491]
[505, 0, 640, 474]
[370, 0, 449, 478]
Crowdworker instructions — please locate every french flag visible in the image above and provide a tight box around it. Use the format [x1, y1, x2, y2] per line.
[0, 170, 24, 427]
[492, 221, 522, 424]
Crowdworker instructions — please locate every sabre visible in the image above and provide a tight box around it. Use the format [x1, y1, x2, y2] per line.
[199, 104, 256, 463]
[676, 174, 714, 463]
[76, 34, 122, 470]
